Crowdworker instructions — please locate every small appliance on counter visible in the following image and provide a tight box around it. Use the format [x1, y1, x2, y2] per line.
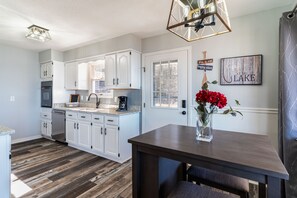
[117, 96, 128, 111]
[65, 94, 80, 108]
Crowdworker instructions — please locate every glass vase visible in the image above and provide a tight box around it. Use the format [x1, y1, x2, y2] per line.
[196, 113, 213, 142]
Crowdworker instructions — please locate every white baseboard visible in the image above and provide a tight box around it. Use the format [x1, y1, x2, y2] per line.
[12, 135, 42, 144]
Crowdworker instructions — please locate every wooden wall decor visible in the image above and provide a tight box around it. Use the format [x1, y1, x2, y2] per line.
[197, 51, 213, 71]
[220, 55, 263, 85]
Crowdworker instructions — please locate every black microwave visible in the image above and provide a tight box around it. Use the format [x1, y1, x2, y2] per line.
[41, 81, 52, 108]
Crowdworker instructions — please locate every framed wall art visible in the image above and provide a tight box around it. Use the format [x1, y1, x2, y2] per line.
[220, 54, 263, 85]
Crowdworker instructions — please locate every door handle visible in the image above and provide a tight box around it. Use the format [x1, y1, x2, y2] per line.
[182, 111, 186, 115]
[182, 100, 186, 108]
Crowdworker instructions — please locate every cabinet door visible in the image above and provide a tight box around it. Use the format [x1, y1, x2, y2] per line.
[46, 62, 53, 78]
[104, 125, 119, 158]
[65, 62, 78, 90]
[77, 121, 92, 150]
[77, 63, 89, 90]
[46, 121, 52, 137]
[40, 64, 47, 79]
[116, 51, 131, 88]
[105, 54, 117, 87]
[66, 119, 77, 145]
[41, 120, 47, 136]
[92, 124, 104, 153]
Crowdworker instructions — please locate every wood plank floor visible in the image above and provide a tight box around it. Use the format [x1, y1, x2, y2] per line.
[11, 138, 258, 198]
[11, 138, 132, 198]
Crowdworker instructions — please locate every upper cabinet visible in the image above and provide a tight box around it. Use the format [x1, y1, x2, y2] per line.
[40, 62, 53, 79]
[105, 50, 141, 89]
[65, 62, 89, 90]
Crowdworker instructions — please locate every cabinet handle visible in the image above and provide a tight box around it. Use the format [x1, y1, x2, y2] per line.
[101, 127, 103, 134]
[45, 71, 47, 76]
[107, 120, 113, 122]
[104, 128, 107, 135]
[117, 78, 119, 85]
[81, 116, 86, 118]
[75, 81, 77, 87]
[94, 118, 99, 120]
[68, 114, 72, 117]
[77, 123, 79, 129]
[113, 78, 115, 85]
[43, 123, 45, 128]
[74, 123, 76, 129]
[45, 123, 47, 128]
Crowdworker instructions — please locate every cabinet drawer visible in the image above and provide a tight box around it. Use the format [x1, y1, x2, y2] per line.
[66, 111, 78, 119]
[78, 113, 91, 121]
[40, 112, 51, 119]
[105, 116, 119, 126]
[92, 114, 104, 124]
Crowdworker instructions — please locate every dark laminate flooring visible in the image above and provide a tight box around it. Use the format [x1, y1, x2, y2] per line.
[11, 138, 258, 198]
[11, 138, 132, 198]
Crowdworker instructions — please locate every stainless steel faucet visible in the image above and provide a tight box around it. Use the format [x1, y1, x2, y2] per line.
[87, 93, 100, 108]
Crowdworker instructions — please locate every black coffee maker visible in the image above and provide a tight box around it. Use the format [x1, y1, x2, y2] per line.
[117, 96, 128, 111]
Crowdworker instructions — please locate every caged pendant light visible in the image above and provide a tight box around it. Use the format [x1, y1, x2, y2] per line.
[167, 0, 231, 42]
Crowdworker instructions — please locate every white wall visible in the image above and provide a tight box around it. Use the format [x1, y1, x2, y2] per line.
[142, 6, 290, 149]
[0, 44, 40, 141]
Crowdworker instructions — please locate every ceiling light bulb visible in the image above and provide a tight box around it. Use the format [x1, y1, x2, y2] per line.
[184, 5, 190, 17]
[33, 29, 39, 35]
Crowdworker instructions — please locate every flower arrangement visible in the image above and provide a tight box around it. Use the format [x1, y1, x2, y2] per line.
[195, 80, 242, 141]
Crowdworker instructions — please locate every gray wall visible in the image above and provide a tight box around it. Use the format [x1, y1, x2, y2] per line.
[64, 34, 142, 62]
[0, 44, 40, 141]
[142, 6, 290, 109]
[39, 49, 63, 62]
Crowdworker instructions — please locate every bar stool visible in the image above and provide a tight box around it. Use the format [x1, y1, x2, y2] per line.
[168, 181, 237, 198]
[187, 166, 249, 198]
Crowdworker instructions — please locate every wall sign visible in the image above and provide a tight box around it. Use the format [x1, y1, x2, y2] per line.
[197, 51, 213, 71]
[220, 54, 263, 85]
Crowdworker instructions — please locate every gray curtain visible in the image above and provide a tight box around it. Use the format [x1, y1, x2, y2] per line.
[279, 11, 297, 198]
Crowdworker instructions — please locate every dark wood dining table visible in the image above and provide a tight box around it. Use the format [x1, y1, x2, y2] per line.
[128, 124, 289, 198]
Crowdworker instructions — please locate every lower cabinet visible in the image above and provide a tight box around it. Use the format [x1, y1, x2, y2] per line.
[41, 119, 52, 137]
[65, 111, 139, 163]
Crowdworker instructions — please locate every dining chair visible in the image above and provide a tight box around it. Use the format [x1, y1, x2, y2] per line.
[187, 166, 249, 198]
[168, 181, 237, 198]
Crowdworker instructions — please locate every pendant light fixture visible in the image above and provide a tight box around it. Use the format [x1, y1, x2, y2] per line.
[167, 0, 231, 42]
[26, 25, 51, 42]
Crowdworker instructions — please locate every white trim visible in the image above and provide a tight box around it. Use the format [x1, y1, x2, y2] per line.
[190, 105, 278, 114]
[12, 135, 42, 144]
[142, 46, 192, 133]
[64, 48, 141, 63]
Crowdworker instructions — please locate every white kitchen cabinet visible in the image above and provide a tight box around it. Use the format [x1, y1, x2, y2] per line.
[65, 62, 89, 90]
[105, 50, 141, 89]
[77, 121, 92, 150]
[40, 109, 52, 137]
[0, 131, 13, 198]
[40, 62, 53, 79]
[66, 119, 77, 145]
[91, 123, 104, 153]
[104, 125, 119, 158]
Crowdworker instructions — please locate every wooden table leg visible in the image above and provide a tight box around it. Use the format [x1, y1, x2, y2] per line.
[267, 176, 281, 198]
[259, 183, 266, 198]
[132, 145, 140, 198]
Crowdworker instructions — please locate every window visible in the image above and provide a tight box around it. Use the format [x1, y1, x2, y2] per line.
[152, 60, 178, 108]
[89, 59, 113, 98]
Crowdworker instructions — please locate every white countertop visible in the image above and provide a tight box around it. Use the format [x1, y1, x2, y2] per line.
[0, 125, 15, 136]
[53, 107, 140, 116]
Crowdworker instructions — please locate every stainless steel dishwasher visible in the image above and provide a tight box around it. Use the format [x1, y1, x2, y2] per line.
[52, 109, 66, 143]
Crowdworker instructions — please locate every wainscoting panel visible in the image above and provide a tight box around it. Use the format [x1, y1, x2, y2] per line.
[190, 107, 278, 149]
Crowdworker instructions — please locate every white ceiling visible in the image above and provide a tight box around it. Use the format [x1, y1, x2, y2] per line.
[0, 0, 293, 52]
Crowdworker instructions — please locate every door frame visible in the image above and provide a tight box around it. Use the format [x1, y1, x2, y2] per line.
[141, 46, 193, 134]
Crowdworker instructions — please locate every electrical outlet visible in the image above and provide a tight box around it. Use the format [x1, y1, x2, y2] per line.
[81, 95, 84, 101]
[114, 97, 117, 103]
[10, 96, 15, 102]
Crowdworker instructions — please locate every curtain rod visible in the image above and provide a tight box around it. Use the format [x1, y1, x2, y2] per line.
[288, 4, 297, 19]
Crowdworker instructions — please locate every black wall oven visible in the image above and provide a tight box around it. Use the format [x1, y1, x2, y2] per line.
[41, 81, 52, 108]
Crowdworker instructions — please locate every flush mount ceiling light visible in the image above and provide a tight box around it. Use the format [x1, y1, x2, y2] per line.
[167, 0, 231, 42]
[25, 25, 51, 42]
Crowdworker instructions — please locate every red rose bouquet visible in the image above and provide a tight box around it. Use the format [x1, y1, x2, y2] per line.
[195, 81, 242, 141]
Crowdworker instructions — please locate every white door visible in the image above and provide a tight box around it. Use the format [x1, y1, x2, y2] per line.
[77, 121, 92, 149]
[143, 49, 189, 133]
[92, 124, 104, 153]
[104, 125, 119, 158]
[41, 120, 47, 136]
[105, 54, 117, 87]
[66, 120, 76, 145]
[65, 62, 78, 89]
[46, 62, 53, 78]
[117, 51, 130, 88]
[40, 64, 47, 79]
[46, 121, 52, 136]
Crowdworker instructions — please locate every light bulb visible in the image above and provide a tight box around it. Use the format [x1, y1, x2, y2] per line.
[33, 29, 39, 35]
[197, 0, 207, 8]
[184, 5, 190, 17]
